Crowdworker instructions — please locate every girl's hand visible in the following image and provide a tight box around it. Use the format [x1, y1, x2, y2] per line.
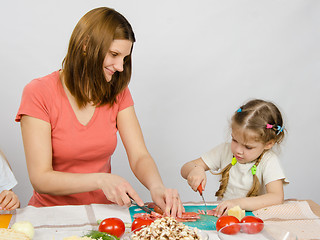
[98, 173, 143, 207]
[214, 200, 239, 217]
[181, 158, 209, 192]
[186, 166, 207, 192]
[0, 190, 20, 211]
[150, 187, 184, 218]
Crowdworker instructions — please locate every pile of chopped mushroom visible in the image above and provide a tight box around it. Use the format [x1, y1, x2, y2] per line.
[131, 217, 203, 240]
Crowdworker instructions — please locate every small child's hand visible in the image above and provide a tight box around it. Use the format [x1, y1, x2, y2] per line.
[186, 166, 207, 192]
[214, 200, 239, 217]
[0, 190, 20, 211]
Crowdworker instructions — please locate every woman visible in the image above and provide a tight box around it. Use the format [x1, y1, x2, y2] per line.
[16, 7, 183, 217]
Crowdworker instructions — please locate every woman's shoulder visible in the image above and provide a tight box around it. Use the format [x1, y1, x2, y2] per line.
[25, 71, 60, 91]
[16, 71, 62, 123]
[115, 86, 133, 111]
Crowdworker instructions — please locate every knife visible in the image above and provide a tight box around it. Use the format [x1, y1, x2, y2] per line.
[197, 184, 208, 215]
[129, 196, 153, 214]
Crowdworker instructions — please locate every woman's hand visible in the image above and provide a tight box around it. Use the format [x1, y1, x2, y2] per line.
[0, 190, 20, 211]
[150, 186, 184, 218]
[98, 173, 143, 207]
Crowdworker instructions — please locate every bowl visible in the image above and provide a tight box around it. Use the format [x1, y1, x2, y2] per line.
[122, 226, 209, 240]
[218, 223, 298, 240]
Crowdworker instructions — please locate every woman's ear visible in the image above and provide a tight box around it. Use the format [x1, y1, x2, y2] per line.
[264, 140, 275, 150]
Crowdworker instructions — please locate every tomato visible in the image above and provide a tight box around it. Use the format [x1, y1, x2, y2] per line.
[216, 216, 241, 235]
[98, 217, 125, 238]
[131, 218, 154, 232]
[241, 216, 264, 234]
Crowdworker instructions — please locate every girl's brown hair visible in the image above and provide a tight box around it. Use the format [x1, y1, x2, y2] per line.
[62, 7, 135, 107]
[215, 99, 285, 199]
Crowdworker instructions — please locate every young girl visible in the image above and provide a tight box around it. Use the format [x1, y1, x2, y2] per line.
[0, 150, 20, 211]
[181, 99, 288, 217]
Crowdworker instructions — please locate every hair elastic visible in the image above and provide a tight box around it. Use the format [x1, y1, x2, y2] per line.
[237, 108, 242, 113]
[251, 165, 257, 175]
[266, 124, 273, 129]
[276, 125, 284, 135]
[231, 157, 237, 165]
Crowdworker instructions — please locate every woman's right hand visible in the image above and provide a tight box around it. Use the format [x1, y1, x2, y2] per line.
[98, 173, 144, 207]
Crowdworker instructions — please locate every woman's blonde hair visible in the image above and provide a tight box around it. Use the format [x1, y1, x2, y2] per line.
[62, 7, 135, 107]
[215, 99, 285, 199]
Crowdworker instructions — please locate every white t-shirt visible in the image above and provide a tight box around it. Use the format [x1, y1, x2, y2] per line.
[0, 154, 17, 191]
[201, 143, 288, 200]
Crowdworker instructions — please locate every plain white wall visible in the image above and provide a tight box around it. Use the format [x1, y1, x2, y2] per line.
[1, 0, 319, 207]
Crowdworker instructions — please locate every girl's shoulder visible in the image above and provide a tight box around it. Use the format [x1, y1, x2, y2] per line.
[261, 150, 279, 161]
[201, 142, 232, 170]
[259, 150, 282, 169]
[258, 150, 288, 184]
[204, 142, 231, 156]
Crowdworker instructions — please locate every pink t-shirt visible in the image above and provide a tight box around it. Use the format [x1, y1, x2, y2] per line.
[15, 71, 134, 207]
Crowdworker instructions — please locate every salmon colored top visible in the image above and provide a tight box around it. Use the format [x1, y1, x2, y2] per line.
[15, 71, 134, 207]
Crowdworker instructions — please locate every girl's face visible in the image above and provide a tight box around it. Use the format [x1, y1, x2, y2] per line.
[103, 39, 133, 82]
[231, 126, 274, 164]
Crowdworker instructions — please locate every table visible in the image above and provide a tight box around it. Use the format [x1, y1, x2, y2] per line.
[7, 200, 320, 240]
[306, 200, 320, 217]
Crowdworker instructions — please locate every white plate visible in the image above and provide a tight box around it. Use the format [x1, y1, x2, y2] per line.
[218, 223, 298, 240]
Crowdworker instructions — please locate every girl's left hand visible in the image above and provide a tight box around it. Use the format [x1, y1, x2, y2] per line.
[150, 187, 184, 218]
[214, 200, 239, 217]
[0, 190, 20, 211]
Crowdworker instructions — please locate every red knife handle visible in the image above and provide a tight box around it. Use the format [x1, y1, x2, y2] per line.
[197, 184, 203, 195]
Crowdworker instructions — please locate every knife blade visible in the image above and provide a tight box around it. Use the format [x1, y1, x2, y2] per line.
[197, 184, 208, 215]
[129, 196, 153, 214]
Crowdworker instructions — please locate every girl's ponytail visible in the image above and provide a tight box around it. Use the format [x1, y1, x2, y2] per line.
[246, 152, 264, 197]
[214, 152, 264, 199]
[214, 163, 233, 199]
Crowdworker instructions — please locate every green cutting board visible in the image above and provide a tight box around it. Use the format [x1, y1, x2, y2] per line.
[129, 205, 254, 230]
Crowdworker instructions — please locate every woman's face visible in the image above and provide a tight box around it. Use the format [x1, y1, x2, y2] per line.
[103, 39, 133, 82]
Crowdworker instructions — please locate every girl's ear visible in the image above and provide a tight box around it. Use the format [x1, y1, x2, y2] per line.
[264, 140, 275, 150]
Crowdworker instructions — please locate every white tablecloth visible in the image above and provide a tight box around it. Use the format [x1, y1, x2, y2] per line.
[10, 204, 220, 240]
[12, 201, 319, 240]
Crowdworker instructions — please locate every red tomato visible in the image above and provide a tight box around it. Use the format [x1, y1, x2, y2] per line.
[98, 217, 125, 238]
[131, 218, 154, 232]
[241, 216, 264, 234]
[216, 216, 241, 235]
